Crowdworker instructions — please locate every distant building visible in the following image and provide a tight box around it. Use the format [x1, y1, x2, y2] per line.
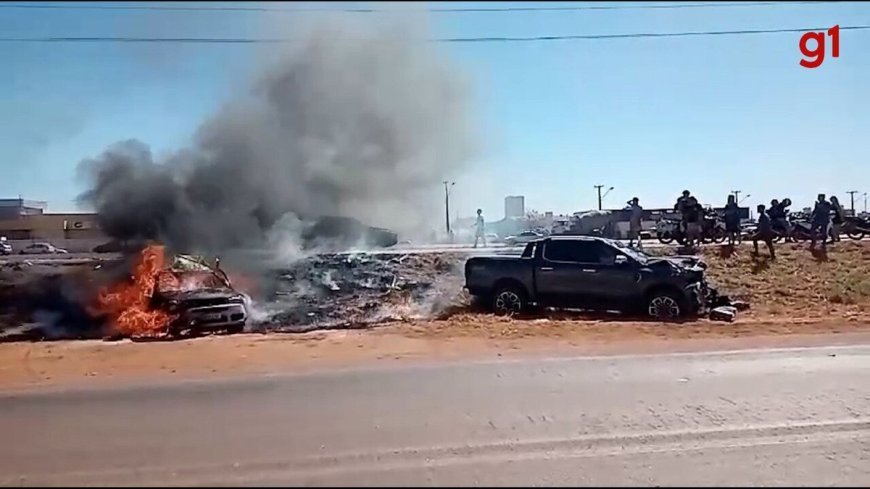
[504, 195, 525, 219]
[0, 197, 106, 251]
[0, 198, 46, 220]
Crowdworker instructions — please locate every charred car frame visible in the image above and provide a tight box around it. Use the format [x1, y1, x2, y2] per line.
[151, 255, 249, 336]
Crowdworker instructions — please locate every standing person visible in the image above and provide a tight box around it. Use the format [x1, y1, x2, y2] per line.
[753, 204, 776, 259]
[473, 209, 486, 248]
[723, 194, 741, 245]
[768, 199, 787, 239]
[626, 197, 644, 250]
[810, 193, 832, 250]
[779, 198, 794, 241]
[830, 195, 845, 243]
[684, 199, 703, 247]
[674, 190, 691, 235]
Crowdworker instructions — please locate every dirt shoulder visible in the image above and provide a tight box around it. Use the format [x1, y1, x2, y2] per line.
[2, 316, 870, 392]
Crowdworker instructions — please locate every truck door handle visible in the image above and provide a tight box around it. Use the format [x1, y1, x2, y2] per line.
[540, 267, 554, 271]
[582, 269, 597, 273]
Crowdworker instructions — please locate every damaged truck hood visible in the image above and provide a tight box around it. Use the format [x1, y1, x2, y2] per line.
[648, 255, 707, 271]
[159, 288, 244, 302]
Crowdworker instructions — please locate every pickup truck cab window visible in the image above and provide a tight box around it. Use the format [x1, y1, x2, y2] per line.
[521, 242, 537, 258]
[544, 240, 618, 265]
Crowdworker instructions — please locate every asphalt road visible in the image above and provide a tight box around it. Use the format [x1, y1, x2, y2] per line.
[2, 345, 869, 486]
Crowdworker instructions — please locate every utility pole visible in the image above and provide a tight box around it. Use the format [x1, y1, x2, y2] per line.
[846, 190, 859, 214]
[864, 192, 868, 214]
[594, 185, 614, 211]
[443, 181, 454, 241]
[731, 190, 741, 203]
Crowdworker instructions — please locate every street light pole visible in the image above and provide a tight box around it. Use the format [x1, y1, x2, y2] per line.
[443, 180, 454, 241]
[594, 185, 614, 210]
[846, 190, 859, 214]
[594, 185, 603, 211]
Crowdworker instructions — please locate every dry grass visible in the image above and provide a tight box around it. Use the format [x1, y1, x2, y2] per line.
[669, 241, 870, 319]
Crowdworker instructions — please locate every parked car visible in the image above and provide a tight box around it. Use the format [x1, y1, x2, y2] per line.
[18, 243, 68, 255]
[503, 231, 544, 246]
[464, 236, 712, 321]
[92, 240, 147, 253]
[301, 216, 398, 250]
[0, 237, 11, 255]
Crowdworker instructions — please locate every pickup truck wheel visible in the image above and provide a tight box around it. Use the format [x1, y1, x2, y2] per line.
[647, 291, 686, 321]
[492, 287, 527, 316]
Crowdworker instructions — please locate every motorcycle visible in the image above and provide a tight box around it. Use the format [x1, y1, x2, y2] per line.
[771, 212, 814, 243]
[655, 217, 685, 245]
[700, 209, 728, 244]
[656, 212, 726, 246]
[842, 215, 870, 240]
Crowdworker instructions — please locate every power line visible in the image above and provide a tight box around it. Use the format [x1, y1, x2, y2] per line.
[3, 25, 869, 44]
[0, 1, 849, 14]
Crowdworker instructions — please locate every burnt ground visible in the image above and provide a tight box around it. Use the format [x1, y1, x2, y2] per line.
[0, 252, 470, 341]
[0, 259, 130, 341]
[1, 241, 869, 342]
[250, 252, 468, 333]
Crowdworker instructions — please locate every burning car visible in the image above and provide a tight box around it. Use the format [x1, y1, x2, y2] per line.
[94, 245, 249, 339]
[151, 254, 249, 336]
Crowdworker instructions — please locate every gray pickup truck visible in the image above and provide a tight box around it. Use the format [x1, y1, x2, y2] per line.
[464, 236, 712, 320]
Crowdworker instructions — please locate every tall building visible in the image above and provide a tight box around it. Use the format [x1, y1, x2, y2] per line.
[504, 195, 525, 218]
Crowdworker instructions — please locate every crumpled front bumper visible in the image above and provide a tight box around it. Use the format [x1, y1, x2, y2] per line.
[179, 303, 248, 330]
[684, 281, 716, 316]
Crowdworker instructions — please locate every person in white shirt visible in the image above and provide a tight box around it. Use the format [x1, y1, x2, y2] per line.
[627, 197, 644, 250]
[474, 209, 486, 248]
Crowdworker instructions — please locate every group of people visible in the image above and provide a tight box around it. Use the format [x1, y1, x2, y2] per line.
[473, 191, 851, 255]
[671, 190, 849, 260]
[751, 193, 848, 259]
[673, 190, 707, 247]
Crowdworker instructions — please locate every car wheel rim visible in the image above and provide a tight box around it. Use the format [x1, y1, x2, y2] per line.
[649, 296, 680, 319]
[495, 291, 522, 314]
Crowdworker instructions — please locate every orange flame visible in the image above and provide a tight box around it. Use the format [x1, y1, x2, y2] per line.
[93, 244, 177, 338]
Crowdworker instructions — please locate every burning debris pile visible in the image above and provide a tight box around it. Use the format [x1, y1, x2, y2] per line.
[0, 246, 470, 342]
[254, 252, 468, 332]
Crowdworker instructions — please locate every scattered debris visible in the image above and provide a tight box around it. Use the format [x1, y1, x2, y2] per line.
[710, 306, 738, 322]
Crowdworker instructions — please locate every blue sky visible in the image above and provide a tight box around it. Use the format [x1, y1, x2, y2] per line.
[1, 1, 868, 219]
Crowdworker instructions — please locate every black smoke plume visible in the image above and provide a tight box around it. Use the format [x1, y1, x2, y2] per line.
[78, 19, 476, 253]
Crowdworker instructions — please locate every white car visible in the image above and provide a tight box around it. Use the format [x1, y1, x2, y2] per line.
[503, 231, 544, 246]
[19, 243, 68, 255]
